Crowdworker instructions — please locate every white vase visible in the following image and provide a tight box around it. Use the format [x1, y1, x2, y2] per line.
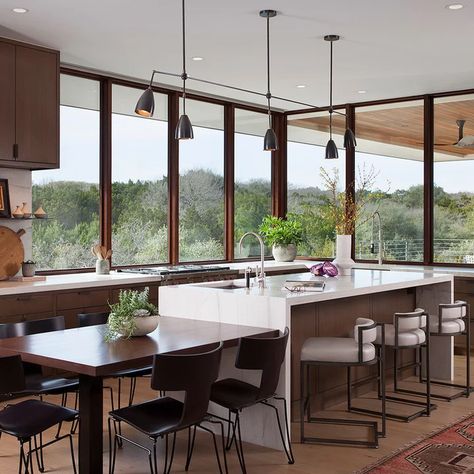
[333, 235, 355, 276]
[130, 315, 160, 336]
[272, 244, 297, 262]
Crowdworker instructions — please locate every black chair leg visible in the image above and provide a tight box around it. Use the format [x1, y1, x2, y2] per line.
[128, 377, 137, 406]
[234, 412, 247, 474]
[199, 423, 226, 474]
[33, 433, 45, 472]
[162, 432, 176, 474]
[261, 398, 295, 465]
[224, 409, 235, 451]
[68, 433, 77, 474]
[185, 426, 196, 471]
[108, 417, 118, 474]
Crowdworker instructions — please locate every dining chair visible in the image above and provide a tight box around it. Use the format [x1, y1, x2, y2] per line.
[0, 317, 79, 398]
[108, 342, 226, 474]
[78, 312, 153, 407]
[0, 355, 78, 474]
[208, 328, 294, 474]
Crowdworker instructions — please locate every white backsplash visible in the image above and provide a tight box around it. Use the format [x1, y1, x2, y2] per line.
[0, 168, 33, 264]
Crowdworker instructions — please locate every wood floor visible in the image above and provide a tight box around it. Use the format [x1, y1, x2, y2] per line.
[0, 356, 472, 474]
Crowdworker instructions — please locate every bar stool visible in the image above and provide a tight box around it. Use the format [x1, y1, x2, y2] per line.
[427, 301, 471, 400]
[300, 318, 386, 448]
[353, 308, 435, 422]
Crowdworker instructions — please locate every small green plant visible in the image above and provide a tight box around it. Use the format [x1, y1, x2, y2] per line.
[258, 215, 303, 247]
[104, 287, 158, 341]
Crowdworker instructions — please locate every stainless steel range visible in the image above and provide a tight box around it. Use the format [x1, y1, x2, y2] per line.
[118, 264, 230, 276]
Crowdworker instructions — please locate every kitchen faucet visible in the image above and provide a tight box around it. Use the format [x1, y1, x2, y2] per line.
[370, 211, 383, 265]
[239, 232, 266, 287]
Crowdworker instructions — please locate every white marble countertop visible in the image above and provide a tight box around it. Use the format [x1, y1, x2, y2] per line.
[0, 258, 468, 297]
[167, 269, 453, 307]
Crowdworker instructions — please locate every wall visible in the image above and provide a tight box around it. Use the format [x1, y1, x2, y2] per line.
[0, 168, 32, 267]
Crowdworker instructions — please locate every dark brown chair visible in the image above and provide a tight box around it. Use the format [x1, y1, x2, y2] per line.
[0, 317, 79, 397]
[208, 328, 294, 473]
[108, 342, 225, 474]
[78, 312, 153, 407]
[0, 355, 78, 474]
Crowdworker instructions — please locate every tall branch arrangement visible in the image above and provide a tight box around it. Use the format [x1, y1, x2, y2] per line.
[320, 165, 381, 235]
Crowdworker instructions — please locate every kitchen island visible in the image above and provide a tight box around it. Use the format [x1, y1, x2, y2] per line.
[159, 269, 453, 449]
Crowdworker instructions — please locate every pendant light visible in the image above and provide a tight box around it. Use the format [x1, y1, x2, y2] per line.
[324, 35, 357, 159]
[260, 10, 278, 151]
[175, 0, 194, 140]
[135, 72, 156, 117]
[325, 35, 339, 159]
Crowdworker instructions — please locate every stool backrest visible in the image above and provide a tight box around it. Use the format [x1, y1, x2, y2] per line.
[235, 328, 289, 400]
[78, 312, 109, 327]
[0, 355, 25, 395]
[394, 309, 426, 332]
[151, 342, 223, 428]
[354, 318, 377, 344]
[439, 301, 467, 320]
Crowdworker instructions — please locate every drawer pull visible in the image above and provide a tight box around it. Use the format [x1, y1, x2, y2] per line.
[16, 296, 32, 302]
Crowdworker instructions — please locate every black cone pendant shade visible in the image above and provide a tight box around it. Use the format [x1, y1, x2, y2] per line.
[344, 128, 357, 148]
[325, 139, 339, 159]
[135, 87, 155, 117]
[264, 127, 278, 151]
[175, 114, 194, 140]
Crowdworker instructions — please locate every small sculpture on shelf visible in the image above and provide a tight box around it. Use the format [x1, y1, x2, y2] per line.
[12, 206, 23, 219]
[20, 202, 31, 218]
[34, 206, 47, 219]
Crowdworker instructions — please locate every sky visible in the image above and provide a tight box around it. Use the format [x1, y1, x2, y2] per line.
[32, 105, 474, 195]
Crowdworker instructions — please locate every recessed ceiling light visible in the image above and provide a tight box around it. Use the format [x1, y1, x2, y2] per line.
[446, 3, 464, 10]
[192, 56, 204, 61]
[296, 84, 306, 88]
[12, 7, 29, 13]
[357, 90, 367, 94]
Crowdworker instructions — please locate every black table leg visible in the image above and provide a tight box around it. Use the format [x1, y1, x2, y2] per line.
[79, 375, 103, 474]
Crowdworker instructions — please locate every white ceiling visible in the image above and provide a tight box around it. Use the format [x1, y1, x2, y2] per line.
[1, 0, 473, 110]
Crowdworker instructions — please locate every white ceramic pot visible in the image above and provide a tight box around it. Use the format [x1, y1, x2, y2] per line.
[332, 235, 355, 276]
[272, 244, 297, 262]
[131, 315, 160, 336]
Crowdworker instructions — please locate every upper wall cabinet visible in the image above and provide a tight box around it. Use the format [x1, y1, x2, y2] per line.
[0, 38, 59, 170]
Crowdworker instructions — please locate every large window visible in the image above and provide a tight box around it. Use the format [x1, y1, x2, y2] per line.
[354, 101, 424, 262]
[32, 74, 100, 270]
[234, 109, 272, 258]
[111, 85, 168, 265]
[433, 94, 474, 263]
[287, 111, 346, 258]
[179, 99, 225, 261]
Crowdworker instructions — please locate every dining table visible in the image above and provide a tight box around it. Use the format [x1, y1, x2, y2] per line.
[0, 315, 277, 474]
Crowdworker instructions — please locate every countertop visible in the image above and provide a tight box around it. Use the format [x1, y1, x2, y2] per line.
[162, 269, 453, 307]
[0, 258, 470, 297]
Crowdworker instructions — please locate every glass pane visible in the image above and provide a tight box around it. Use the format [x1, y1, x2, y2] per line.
[433, 94, 474, 263]
[111, 85, 168, 266]
[354, 101, 424, 262]
[287, 111, 346, 258]
[179, 99, 225, 261]
[32, 74, 100, 270]
[234, 109, 272, 258]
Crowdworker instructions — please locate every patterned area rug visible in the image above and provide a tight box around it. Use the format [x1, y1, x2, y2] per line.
[358, 413, 474, 473]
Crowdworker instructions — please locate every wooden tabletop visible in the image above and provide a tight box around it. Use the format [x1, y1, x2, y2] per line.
[0, 316, 277, 376]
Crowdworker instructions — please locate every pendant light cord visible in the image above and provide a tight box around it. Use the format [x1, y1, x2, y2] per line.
[182, 0, 187, 115]
[266, 15, 272, 128]
[329, 39, 333, 139]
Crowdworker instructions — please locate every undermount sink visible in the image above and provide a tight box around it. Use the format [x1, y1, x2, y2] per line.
[198, 283, 246, 290]
[352, 265, 391, 271]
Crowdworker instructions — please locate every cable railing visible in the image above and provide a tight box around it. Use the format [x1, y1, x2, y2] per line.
[357, 238, 474, 263]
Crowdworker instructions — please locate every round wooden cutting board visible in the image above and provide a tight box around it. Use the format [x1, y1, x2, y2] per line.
[0, 226, 26, 280]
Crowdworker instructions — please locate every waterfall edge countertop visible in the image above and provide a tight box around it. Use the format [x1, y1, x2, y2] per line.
[160, 270, 453, 308]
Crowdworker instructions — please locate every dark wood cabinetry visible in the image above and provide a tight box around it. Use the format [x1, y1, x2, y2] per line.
[0, 37, 59, 170]
[0, 42, 15, 162]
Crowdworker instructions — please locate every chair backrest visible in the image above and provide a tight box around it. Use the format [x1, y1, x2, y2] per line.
[151, 342, 223, 428]
[235, 328, 289, 400]
[3, 316, 65, 338]
[0, 355, 26, 395]
[439, 301, 467, 321]
[78, 312, 109, 327]
[394, 309, 426, 332]
[0, 324, 7, 340]
[354, 318, 377, 344]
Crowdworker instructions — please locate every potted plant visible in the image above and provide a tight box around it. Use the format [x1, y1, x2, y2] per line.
[320, 166, 380, 275]
[259, 215, 303, 262]
[105, 287, 159, 341]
